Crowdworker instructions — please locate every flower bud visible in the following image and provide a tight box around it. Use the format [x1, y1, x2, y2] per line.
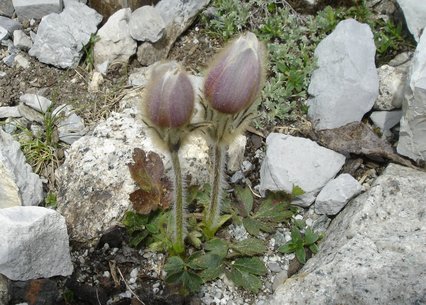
[144, 61, 195, 128]
[204, 32, 266, 114]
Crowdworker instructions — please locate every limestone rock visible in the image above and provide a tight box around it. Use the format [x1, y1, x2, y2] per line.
[270, 164, 426, 305]
[0, 106, 21, 118]
[374, 64, 409, 110]
[0, 129, 43, 207]
[29, 1, 102, 68]
[53, 105, 86, 144]
[396, 0, 426, 42]
[314, 174, 362, 215]
[0, 0, 14, 17]
[94, 8, 137, 73]
[56, 92, 211, 244]
[129, 6, 165, 43]
[227, 135, 247, 172]
[12, 0, 62, 20]
[259, 133, 346, 207]
[13, 29, 32, 50]
[370, 110, 402, 131]
[307, 19, 379, 130]
[137, 0, 209, 65]
[397, 31, 426, 162]
[0, 206, 73, 281]
[20, 93, 52, 113]
[0, 16, 21, 35]
[89, 0, 159, 20]
[0, 26, 8, 41]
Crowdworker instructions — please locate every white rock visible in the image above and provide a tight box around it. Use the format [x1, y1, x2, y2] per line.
[0, 106, 21, 118]
[94, 8, 137, 73]
[29, 1, 102, 68]
[88, 71, 103, 93]
[0, 16, 22, 34]
[14, 54, 30, 69]
[227, 135, 247, 172]
[396, 0, 426, 42]
[156, 0, 210, 28]
[13, 30, 32, 50]
[56, 92, 211, 244]
[0, 206, 73, 280]
[314, 174, 362, 215]
[397, 31, 426, 161]
[307, 19, 378, 130]
[129, 6, 165, 43]
[20, 93, 52, 113]
[0, 161, 21, 208]
[17, 103, 44, 122]
[0, 71, 6, 78]
[374, 64, 409, 110]
[0, 129, 43, 207]
[128, 67, 150, 87]
[270, 164, 426, 305]
[370, 110, 402, 131]
[259, 133, 346, 207]
[12, 0, 62, 20]
[53, 105, 86, 144]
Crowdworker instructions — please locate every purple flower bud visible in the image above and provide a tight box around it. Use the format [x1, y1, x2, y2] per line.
[204, 32, 266, 114]
[145, 62, 195, 128]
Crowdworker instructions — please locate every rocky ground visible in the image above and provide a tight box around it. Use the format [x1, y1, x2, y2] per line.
[1, 0, 426, 305]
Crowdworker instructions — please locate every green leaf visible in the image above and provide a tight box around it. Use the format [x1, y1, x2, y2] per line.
[164, 256, 185, 274]
[122, 211, 149, 233]
[242, 217, 260, 236]
[234, 186, 254, 216]
[233, 257, 267, 275]
[188, 230, 203, 249]
[231, 238, 267, 256]
[199, 265, 225, 282]
[278, 242, 296, 254]
[188, 253, 223, 270]
[293, 219, 306, 230]
[226, 268, 263, 293]
[304, 228, 320, 245]
[181, 270, 204, 294]
[254, 200, 293, 223]
[295, 247, 306, 264]
[205, 238, 229, 258]
[290, 227, 303, 242]
[128, 231, 149, 247]
[309, 243, 319, 254]
[145, 223, 158, 234]
[291, 185, 305, 197]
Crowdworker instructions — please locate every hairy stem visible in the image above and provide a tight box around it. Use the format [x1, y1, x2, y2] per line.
[206, 142, 226, 237]
[170, 149, 185, 254]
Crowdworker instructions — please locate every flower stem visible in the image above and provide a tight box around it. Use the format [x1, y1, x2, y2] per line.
[205, 142, 226, 238]
[170, 149, 185, 254]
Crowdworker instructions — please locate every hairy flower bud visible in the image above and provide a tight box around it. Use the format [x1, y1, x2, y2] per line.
[144, 61, 195, 128]
[204, 32, 266, 114]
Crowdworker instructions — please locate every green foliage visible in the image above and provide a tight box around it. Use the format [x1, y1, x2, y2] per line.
[81, 34, 99, 72]
[233, 186, 297, 237]
[278, 224, 322, 264]
[44, 191, 57, 208]
[201, 0, 414, 127]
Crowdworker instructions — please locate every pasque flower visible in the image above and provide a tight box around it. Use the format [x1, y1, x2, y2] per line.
[141, 61, 195, 254]
[204, 31, 266, 115]
[145, 61, 195, 129]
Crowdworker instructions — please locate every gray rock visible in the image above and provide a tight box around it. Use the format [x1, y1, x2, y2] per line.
[374, 64, 409, 110]
[13, 30, 32, 50]
[0, 129, 43, 207]
[396, 0, 426, 42]
[0, 274, 10, 305]
[0, 161, 21, 208]
[0, 71, 6, 78]
[370, 110, 402, 131]
[0, 26, 8, 41]
[128, 67, 150, 87]
[94, 8, 137, 73]
[397, 31, 426, 162]
[129, 6, 165, 43]
[0, 0, 14, 17]
[270, 164, 426, 305]
[20, 94, 52, 113]
[307, 19, 378, 130]
[12, 0, 62, 20]
[17, 103, 44, 122]
[56, 92, 211, 244]
[29, 1, 102, 68]
[0, 206, 73, 280]
[0, 16, 22, 34]
[14, 54, 30, 69]
[0, 106, 21, 118]
[137, 0, 209, 65]
[53, 105, 86, 144]
[227, 134, 247, 172]
[314, 174, 362, 216]
[2, 53, 15, 66]
[259, 133, 346, 207]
